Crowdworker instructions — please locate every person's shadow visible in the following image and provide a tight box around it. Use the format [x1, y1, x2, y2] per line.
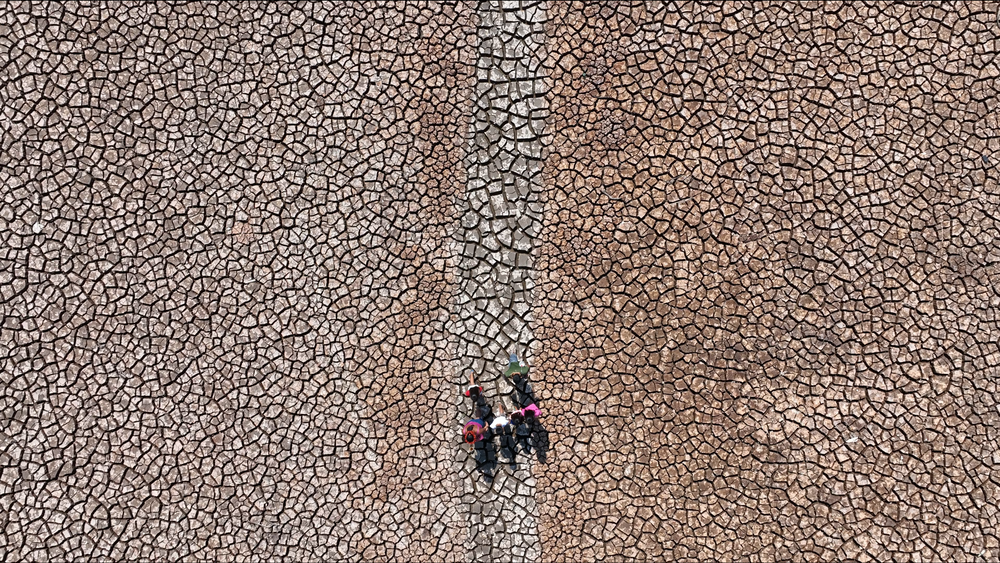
[505, 357, 548, 464]
[469, 401, 497, 482]
[474, 436, 497, 482]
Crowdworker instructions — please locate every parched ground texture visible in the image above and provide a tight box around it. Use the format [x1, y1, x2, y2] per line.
[536, 2, 1000, 561]
[1, 2, 476, 561]
[2, 1, 1000, 562]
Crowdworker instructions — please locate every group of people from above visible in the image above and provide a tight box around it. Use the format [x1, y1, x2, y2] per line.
[462, 354, 542, 482]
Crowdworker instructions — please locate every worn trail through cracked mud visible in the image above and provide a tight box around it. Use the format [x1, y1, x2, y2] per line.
[455, 1, 547, 562]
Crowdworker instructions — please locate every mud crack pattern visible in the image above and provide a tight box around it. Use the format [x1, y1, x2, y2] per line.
[456, 1, 546, 562]
[536, 2, 1000, 562]
[1, 2, 475, 561]
[3, 1, 1000, 562]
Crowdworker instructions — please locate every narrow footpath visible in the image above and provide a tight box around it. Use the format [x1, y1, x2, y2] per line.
[455, 1, 548, 561]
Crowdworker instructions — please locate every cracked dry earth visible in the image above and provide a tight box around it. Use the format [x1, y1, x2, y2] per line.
[2, 1, 1000, 562]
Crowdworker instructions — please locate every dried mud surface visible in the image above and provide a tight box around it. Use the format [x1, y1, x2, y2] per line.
[456, 1, 546, 561]
[536, 2, 1000, 562]
[3, 1, 1000, 562]
[1, 2, 475, 561]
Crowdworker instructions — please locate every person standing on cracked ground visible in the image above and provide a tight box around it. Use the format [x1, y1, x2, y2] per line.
[465, 369, 493, 421]
[490, 402, 518, 470]
[504, 354, 543, 458]
[509, 409, 531, 456]
[507, 354, 542, 418]
[463, 407, 486, 453]
[463, 371, 497, 482]
[503, 352, 529, 385]
[512, 404, 543, 457]
[465, 369, 483, 400]
[466, 405, 497, 483]
[505, 353, 534, 407]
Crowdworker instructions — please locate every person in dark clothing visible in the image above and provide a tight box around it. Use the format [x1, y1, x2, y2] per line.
[510, 371, 541, 436]
[524, 406, 548, 462]
[509, 409, 531, 456]
[473, 427, 497, 482]
[464, 396, 497, 482]
[491, 402, 518, 469]
[465, 370, 494, 423]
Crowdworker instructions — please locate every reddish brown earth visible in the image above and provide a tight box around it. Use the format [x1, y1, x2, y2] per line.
[534, 2, 1000, 561]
